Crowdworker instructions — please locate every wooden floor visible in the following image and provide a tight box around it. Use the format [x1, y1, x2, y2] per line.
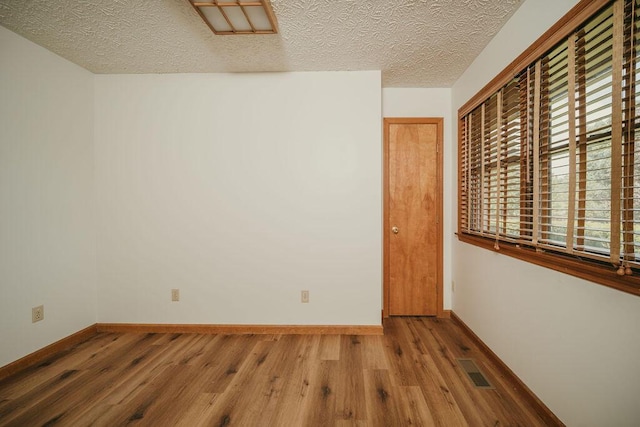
[0, 317, 550, 426]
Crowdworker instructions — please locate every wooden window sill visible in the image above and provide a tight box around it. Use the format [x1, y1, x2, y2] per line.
[457, 233, 640, 297]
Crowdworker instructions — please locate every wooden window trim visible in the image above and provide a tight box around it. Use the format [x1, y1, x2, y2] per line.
[457, 233, 640, 297]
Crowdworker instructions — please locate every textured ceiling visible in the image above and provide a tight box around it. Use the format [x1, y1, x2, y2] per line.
[0, 0, 523, 87]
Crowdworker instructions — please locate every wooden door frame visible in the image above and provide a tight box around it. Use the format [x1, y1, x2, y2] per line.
[383, 117, 444, 318]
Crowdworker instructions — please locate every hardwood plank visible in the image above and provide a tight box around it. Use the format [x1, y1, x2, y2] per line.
[334, 335, 366, 421]
[235, 335, 306, 426]
[387, 318, 468, 426]
[360, 335, 389, 370]
[197, 334, 265, 393]
[0, 333, 162, 424]
[5, 333, 191, 426]
[414, 317, 551, 426]
[0, 317, 562, 426]
[96, 335, 204, 406]
[446, 314, 558, 425]
[363, 369, 403, 426]
[317, 334, 341, 361]
[0, 368, 93, 426]
[174, 393, 219, 427]
[0, 324, 97, 382]
[0, 331, 118, 400]
[74, 332, 161, 372]
[304, 360, 339, 426]
[335, 421, 369, 427]
[98, 364, 210, 426]
[382, 318, 421, 386]
[405, 317, 499, 425]
[192, 336, 294, 426]
[269, 335, 320, 426]
[395, 386, 437, 427]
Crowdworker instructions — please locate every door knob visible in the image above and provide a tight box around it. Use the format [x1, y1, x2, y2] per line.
[392, 226, 399, 234]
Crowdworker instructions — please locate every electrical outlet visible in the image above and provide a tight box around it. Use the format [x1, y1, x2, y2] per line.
[301, 290, 309, 303]
[32, 305, 44, 323]
[171, 289, 180, 302]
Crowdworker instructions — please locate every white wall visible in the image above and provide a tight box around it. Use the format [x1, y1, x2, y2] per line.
[382, 88, 453, 309]
[451, 1, 640, 425]
[0, 27, 96, 367]
[94, 71, 382, 326]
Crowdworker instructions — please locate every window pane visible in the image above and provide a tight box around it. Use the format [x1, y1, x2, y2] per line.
[540, 41, 571, 248]
[578, 4, 614, 256]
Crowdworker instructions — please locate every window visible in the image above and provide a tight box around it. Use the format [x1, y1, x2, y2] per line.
[458, 0, 640, 296]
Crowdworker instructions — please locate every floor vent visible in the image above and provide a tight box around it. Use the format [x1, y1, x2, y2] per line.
[457, 358, 494, 389]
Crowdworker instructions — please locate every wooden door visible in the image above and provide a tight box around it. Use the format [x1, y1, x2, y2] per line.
[384, 118, 442, 316]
